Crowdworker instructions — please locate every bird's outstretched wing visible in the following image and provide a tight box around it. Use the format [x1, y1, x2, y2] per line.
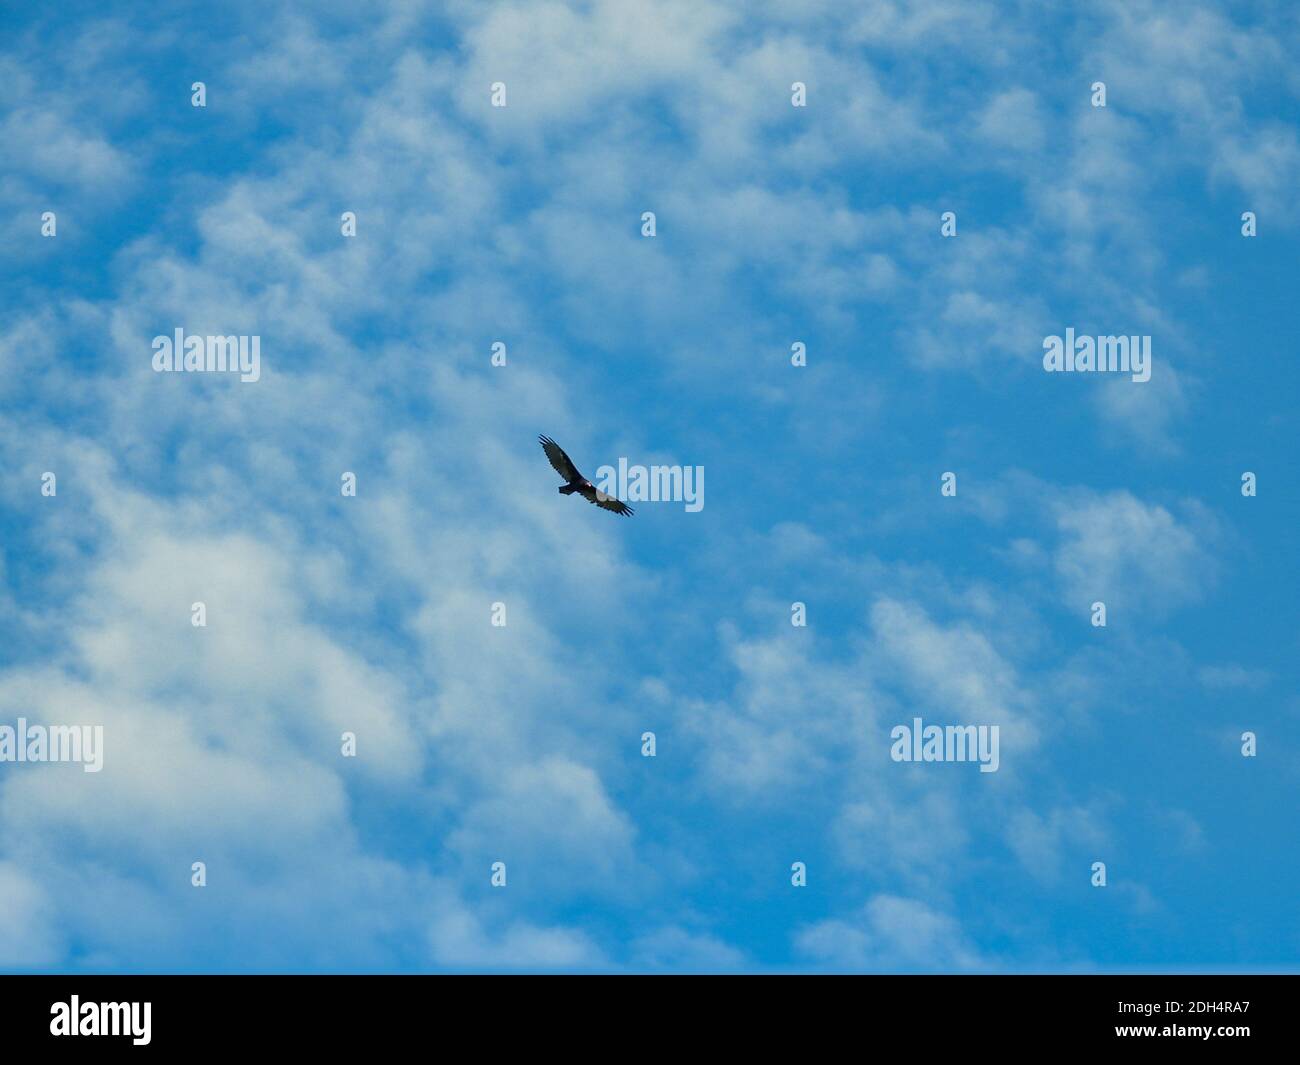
[586, 487, 634, 517]
[539, 435, 582, 482]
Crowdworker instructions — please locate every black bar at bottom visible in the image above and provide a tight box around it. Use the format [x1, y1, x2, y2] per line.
[0, 973, 1291, 1052]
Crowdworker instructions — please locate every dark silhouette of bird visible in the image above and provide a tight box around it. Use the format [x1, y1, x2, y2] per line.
[539, 435, 634, 516]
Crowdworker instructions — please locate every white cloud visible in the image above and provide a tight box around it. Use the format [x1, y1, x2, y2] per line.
[630, 925, 747, 971]
[976, 88, 1045, 153]
[1051, 491, 1215, 615]
[869, 597, 1039, 748]
[0, 861, 61, 968]
[1197, 664, 1270, 691]
[428, 885, 604, 969]
[1006, 805, 1110, 883]
[796, 894, 985, 970]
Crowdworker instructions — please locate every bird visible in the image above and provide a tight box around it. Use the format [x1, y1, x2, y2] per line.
[539, 435, 634, 516]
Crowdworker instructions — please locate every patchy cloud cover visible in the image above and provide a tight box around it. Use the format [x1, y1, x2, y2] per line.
[0, 0, 1296, 972]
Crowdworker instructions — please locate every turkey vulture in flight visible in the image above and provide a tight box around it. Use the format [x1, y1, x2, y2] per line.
[539, 435, 634, 516]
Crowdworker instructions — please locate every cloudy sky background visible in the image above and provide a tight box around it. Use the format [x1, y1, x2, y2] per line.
[1, 0, 1297, 972]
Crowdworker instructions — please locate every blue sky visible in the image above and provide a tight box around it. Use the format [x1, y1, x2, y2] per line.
[0, 0, 1297, 972]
